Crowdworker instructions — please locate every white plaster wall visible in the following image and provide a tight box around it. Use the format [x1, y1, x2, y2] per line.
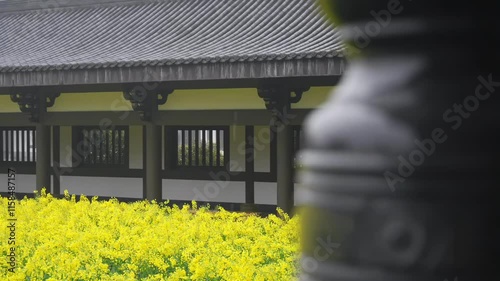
[229, 125, 245, 172]
[129, 126, 143, 169]
[59, 126, 73, 168]
[160, 89, 262, 110]
[0, 96, 20, 112]
[291, 87, 332, 109]
[60, 176, 142, 198]
[49, 92, 132, 112]
[254, 126, 271, 172]
[254, 182, 277, 205]
[0, 174, 37, 193]
[163, 179, 245, 203]
[0, 174, 286, 205]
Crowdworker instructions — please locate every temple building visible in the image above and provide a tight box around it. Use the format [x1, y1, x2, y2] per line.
[0, 0, 344, 212]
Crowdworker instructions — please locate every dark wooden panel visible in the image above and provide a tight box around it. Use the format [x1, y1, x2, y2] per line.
[0, 165, 36, 174]
[0, 116, 32, 127]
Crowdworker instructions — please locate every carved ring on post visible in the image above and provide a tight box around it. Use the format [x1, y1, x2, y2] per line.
[123, 87, 173, 121]
[10, 92, 60, 122]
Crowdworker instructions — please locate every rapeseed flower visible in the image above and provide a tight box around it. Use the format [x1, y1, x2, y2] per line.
[0, 190, 300, 280]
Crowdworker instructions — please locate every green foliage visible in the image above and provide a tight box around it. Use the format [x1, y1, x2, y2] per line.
[177, 144, 224, 166]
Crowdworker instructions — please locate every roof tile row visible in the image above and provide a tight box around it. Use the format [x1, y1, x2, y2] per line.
[0, 0, 344, 73]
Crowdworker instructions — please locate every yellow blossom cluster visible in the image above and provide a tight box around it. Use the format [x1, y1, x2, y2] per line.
[0, 190, 300, 281]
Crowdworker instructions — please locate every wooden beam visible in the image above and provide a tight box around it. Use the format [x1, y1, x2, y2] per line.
[0, 114, 31, 126]
[0, 164, 278, 182]
[0, 109, 312, 126]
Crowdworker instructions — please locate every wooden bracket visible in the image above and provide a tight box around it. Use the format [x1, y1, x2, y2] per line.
[257, 86, 309, 113]
[10, 92, 60, 122]
[123, 86, 174, 121]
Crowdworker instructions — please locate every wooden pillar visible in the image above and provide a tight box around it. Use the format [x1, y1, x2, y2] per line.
[244, 125, 255, 204]
[36, 99, 51, 192]
[52, 126, 60, 195]
[10, 92, 59, 193]
[145, 122, 162, 201]
[142, 126, 147, 199]
[276, 121, 293, 213]
[258, 87, 307, 214]
[124, 87, 173, 202]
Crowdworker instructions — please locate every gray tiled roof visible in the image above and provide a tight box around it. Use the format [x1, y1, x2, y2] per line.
[0, 0, 344, 73]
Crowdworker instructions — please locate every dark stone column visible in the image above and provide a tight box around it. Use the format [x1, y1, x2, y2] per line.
[299, 1, 499, 281]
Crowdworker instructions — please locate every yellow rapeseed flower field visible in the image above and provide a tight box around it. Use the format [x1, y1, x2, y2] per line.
[0, 190, 300, 281]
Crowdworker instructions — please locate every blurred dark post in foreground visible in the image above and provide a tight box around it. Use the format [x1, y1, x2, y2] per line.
[298, 1, 499, 280]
